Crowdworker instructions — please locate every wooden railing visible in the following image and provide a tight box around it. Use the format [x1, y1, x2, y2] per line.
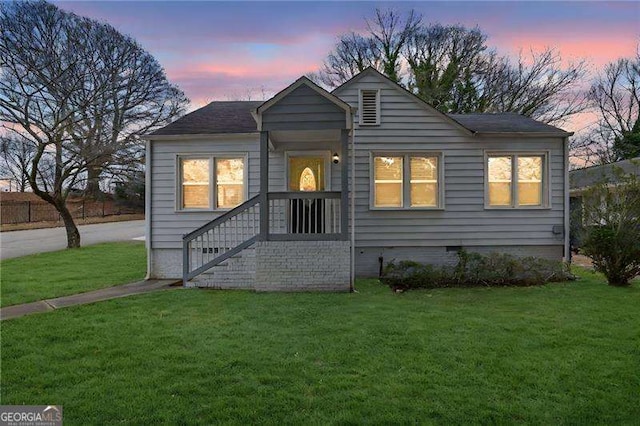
[182, 195, 260, 283]
[182, 191, 345, 284]
[267, 191, 343, 240]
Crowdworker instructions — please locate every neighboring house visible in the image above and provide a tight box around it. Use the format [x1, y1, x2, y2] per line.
[569, 157, 640, 196]
[569, 157, 640, 249]
[143, 67, 572, 291]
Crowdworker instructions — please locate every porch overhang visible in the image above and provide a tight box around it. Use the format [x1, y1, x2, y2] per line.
[253, 76, 353, 132]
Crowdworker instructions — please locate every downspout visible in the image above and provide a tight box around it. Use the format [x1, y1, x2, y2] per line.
[144, 138, 152, 279]
[563, 136, 571, 263]
[350, 114, 356, 292]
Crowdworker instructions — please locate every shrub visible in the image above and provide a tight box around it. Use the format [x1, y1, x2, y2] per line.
[381, 250, 574, 291]
[579, 170, 640, 286]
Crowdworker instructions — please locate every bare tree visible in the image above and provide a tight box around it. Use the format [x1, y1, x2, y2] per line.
[0, 1, 188, 247]
[480, 48, 588, 125]
[316, 10, 586, 125]
[223, 85, 273, 101]
[404, 24, 488, 112]
[315, 32, 382, 87]
[316, 9, 420, 87]
[367, 9, 421, 82]
[71, 13, 188, 198]
[587, 52, 640, 161]
[0, 134, 32, 191]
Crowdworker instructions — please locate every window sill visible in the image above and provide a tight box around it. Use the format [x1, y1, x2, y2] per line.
[175, 208, 233, 213]
[484, 205, 551, 210]
[369, 206, 445, 211]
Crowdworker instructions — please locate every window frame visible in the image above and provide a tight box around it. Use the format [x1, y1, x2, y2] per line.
[369, 151, 445, 210]
[484, 150, 551, 210]
[359, 89, 381, 126]
[175, 153, 249, 212]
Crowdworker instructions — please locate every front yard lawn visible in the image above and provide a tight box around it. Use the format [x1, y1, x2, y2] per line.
[0, 241, 146, 307]
[1, 268, 638, 424]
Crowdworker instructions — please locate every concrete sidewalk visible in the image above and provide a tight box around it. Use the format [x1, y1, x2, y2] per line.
[0, 279, 180, 321]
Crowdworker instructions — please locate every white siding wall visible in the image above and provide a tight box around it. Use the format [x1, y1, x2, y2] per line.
[334, 73, 566, 249]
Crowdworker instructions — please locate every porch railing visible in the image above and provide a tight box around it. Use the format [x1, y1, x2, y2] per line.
[267, 191, 342, 240]
[182, 195, 260, 282]
[182, 191, 345, 284]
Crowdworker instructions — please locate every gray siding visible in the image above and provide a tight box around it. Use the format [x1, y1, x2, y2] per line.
[150, 136, 342, 250]
[262, 85, 346, 131]
[334, 72, 566, 250]
[150, 136, 260, 249]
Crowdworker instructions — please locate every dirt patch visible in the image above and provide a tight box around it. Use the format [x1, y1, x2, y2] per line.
[572, 254, 593, 268]
[0, 213, 145, 232]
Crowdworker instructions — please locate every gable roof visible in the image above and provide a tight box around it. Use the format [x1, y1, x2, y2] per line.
[332, 67, 472, 135]
[570, 157, 640, 190]
[147, 68, 573, 138]
[257, 76, 351, 115]
[149, 101, 261, 136]
[333, 66, 572, 137]
[448, 113, 572, 136]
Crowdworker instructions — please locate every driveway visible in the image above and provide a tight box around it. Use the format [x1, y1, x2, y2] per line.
[0, 220, 145, 260]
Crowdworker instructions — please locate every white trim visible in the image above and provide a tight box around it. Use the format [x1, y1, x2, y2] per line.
[284, 150, 332, 191]
[175, 153, 249, 212]
[563, 137, 570, 261]
[369, 151, 445, 210]
[483, 150, 551, 210]
[350, 124, 356, 292]
[145, 139, 152, 279]
[143, 132, 259, 141]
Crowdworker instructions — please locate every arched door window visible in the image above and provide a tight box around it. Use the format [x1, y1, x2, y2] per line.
[299, 167, 317, 191]
[288, 156, 325, 192]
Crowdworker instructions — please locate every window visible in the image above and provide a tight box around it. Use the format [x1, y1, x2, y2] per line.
[372, 153, 442, 209]
[359, 89, 380, 126]
[216, 158, 245, 209]
[486, 153, 547, 208]
[181, 158, 210, 209]
[374, 156, 403, 207]
[178, 155, 246, 210]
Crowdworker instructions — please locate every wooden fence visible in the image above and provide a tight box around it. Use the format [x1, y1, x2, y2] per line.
[0, 199, 143, 224]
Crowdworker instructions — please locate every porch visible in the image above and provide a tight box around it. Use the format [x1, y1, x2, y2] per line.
[181, 77, 353, 290]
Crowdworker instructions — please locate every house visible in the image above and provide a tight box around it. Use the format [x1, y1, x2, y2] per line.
[570, 157, 640, 196]
[569, 157, 640, 249]
[143, 67, 572, 291]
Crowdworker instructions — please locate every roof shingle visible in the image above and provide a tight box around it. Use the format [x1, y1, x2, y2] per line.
[151, 101, 261, 136]
[149, 102, 571, 137]
[447, 113, 570, 135]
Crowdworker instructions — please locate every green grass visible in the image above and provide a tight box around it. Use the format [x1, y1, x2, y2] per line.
[1, 268, 638, 424]
[0, 242, 146, 307]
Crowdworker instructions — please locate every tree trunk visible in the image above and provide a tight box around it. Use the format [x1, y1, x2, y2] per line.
[58, 202, 81, 248]
[85, 166, 103, 199]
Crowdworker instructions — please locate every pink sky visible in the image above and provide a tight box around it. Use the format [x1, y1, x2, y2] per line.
[56, 1, 638, 139]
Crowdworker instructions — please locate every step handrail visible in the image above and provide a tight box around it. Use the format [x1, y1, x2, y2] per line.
[182, 195, 261, 284]
[182, 194, 260, 241]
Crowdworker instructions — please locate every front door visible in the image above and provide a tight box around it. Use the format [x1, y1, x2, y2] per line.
[288, 155, 327, 233]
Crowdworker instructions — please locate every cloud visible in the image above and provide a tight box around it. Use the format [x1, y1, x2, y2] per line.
[54, 0, 638, 114]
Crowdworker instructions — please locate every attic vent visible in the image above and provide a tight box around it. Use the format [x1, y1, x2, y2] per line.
[360, 89, 380, 126]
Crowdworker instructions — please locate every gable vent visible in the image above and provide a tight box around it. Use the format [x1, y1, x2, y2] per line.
[360, 89, 380, 126]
